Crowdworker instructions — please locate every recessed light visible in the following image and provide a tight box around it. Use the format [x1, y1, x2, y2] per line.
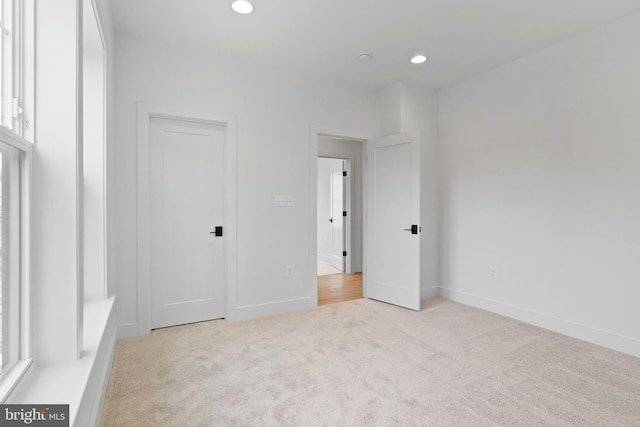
[410, 54, 428, 64]
[358, 52, 373, 61]
[231, 0, 254, 14]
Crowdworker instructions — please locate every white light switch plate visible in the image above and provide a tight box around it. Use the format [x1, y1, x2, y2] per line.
[275, 195, 294, 207]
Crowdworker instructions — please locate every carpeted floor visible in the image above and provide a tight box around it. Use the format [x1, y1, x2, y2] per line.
[101, 298, 640, 426]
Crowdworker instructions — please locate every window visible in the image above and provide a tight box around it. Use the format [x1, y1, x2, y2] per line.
[0, 134, 26, 373]
[83, 0, 106, 303]
[0, 0, 32, 401]
[1, 0, 32, 140]
[0, 129, 30, 401]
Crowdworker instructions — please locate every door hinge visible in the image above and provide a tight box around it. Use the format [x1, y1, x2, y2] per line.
[343, 171, 347, 177]
[343, 211, 347, 217]
[343, 251, 347, 257]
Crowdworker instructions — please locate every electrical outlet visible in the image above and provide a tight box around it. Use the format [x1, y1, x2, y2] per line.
[285, 265, 294, 277]
[490, 267, 498, 278]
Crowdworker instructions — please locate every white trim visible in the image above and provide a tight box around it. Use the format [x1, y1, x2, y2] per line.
[21, 0, 35, 143]
[116, 323, 138, 341]
[98, 0, 109, 300]
[309, 126, 369, 306]
[20, 136, 32, 373]
[440, 287, 640, 358]
[79, 297, 116, 426]
[76, 297, 116, 427]
[87, 335, 115, 427]
[421, 286, 440, 299]
[0, 126, 32, 151]
[234, 297, 312, 321]
[136, 103, 238, 334]
[0, 126, 32, 403]
[87, 0, 108, 300]
[0, 359, 32, 403]
[7, 298, 117, 425]
[77, 0, 85, 358]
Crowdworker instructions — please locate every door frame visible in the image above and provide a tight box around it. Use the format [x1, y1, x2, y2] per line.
[309, 126, 368, 306]
[137, 103, 237, 335]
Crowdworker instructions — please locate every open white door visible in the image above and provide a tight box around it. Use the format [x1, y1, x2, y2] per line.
[366, 132, 421, 310]
[330, 160, 345, 271]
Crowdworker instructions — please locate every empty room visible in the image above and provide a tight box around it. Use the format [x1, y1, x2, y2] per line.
[0, 0, 639, 426]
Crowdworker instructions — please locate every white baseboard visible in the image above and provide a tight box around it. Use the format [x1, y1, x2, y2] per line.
[440, 287, 640, 358]
[117, 297, 314, 336]
[317, 254, 332, 264]
[231, 297, 314, 321]
[421, 286, 440, 299]
[117, 323, 139, 340]
[87, 315, 117, 427]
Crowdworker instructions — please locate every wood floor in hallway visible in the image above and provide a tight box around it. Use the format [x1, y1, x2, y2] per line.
[317, 272, 363, 306]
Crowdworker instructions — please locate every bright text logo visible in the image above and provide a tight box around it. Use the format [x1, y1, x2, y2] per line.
[0, 405, 69, 426]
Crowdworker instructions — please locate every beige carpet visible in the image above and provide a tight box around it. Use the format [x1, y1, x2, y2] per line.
[101, 298, 640, 426]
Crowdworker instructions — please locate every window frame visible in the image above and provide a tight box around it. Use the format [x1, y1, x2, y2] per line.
[0, 0, 33, 402]
[0, 125, 31, 403]
[0, 0, 33, 141]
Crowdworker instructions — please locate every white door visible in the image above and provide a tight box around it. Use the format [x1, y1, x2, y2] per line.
[366, 133, 421, 310]
[330, 160, 345, 271]
[150, 117, 226, 328]
[317, 158, 345, 271]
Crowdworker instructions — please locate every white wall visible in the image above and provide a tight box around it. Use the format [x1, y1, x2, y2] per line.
[380, 83, 402, 136]
[115, 34, 380, 331]
[439, 13, 640, 356]
[33, 0, 81, 363]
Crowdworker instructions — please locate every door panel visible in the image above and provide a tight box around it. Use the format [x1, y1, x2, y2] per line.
[317, 158, 332, 264]
[317, 157, 345, 272]
[330, 160, 345, 271]
[150, 117, 225, 328]
[366, 133, 420, 310]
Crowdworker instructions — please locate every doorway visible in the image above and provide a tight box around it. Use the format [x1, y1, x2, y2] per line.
[137, 104, 237, 336]
[316, 136, 364, 306]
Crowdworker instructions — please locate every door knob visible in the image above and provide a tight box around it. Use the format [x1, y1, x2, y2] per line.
[210, 226, 223, 237]
[403, 225, 419, 235]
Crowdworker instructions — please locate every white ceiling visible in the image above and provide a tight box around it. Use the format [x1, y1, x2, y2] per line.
[110, 0, 640, 89]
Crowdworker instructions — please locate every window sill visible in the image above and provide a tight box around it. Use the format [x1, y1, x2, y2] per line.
[5, 297, 116, 426]
[0, 358, 34, 403]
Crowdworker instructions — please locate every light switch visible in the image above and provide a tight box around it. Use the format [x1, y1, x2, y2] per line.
[275, 195, 294, 207]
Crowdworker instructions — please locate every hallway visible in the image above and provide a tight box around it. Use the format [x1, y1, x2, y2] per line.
[317, 273, 363, 306]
